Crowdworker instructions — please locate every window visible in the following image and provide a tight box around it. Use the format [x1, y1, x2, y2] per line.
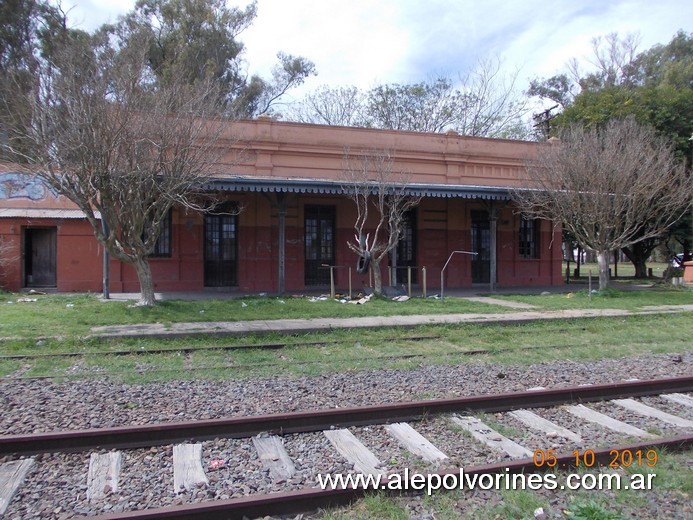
[519, 218, 539, 259]
[147, 209, 172, 257]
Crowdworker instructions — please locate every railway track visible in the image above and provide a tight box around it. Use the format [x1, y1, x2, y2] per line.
[1, 376, 692, 519]
[2, 336, 689, 383]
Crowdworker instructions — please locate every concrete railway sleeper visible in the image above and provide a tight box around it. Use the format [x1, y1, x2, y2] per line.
[0, 377, 691, 518]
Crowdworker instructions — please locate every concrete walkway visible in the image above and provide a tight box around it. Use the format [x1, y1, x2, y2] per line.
[90, 304, 693, 340]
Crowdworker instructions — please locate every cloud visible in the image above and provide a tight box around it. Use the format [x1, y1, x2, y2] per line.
[62, 0, 691, 96]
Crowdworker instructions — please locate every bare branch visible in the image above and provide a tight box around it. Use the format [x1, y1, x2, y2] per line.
[512, 118, 691, 289]
[342, 149, 422, 295]
[7, 30, 229, 305]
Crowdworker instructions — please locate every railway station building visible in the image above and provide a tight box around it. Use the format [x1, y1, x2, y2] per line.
[0, 118, 563, 295]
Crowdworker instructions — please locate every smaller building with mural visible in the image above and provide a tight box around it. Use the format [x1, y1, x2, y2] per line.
[0, 119, 563, 294]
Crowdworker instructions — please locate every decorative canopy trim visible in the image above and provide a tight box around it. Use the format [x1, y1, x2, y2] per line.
[203, 177, 512, 200]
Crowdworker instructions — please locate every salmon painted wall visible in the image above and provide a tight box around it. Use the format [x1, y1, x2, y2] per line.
[1, 118, 562, 294]
[1, 194, 562, 293]
[0, 218, 102, 292]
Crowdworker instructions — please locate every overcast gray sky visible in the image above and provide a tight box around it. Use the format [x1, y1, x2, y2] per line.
[63, 0, 690, 100]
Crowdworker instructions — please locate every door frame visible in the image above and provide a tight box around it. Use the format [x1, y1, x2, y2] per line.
[203, 208, 238, 287]
[470, 211, 490, 284]
[23, 226, 57, 287]
[304, 205, 336, 286]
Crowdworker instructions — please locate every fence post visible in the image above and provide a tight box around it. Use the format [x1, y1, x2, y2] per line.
[349, 267, 352, 300]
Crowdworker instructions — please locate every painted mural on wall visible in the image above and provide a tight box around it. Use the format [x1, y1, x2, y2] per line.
[0, 173, 56, 201]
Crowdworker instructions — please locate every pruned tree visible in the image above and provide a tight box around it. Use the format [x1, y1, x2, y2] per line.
[512, 118, 691, 290]
[343, 151, 421, 296]
[6, 29, 227, 305]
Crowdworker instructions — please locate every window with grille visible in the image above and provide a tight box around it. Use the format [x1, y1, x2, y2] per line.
[519, 218, 539, 259]
[148, 209, 172, 257]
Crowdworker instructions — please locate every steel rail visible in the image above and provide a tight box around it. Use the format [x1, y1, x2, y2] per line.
[1, 376, 691, 456]
[90, 435, 693, 520]
[0, 335, 440, 360]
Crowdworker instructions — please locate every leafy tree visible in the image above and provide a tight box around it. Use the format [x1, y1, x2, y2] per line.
[0, 0, 72, 160]
[512, 119, 691, 290]
[629, 30, 693, 89]
[112, 0, 315, 117]
[364, 77, 464, 133]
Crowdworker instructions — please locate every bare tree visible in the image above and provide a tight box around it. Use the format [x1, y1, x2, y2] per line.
[512, 118, 691, 290]
[0, 235, 19, 288]
[455, 57, 530, 138]
[529, 32, 643, 118]
[569, 32, 642, 91]
[286, 85, 367, 126]
[286, 57, 531, 138]
[343, 150, 421, 296]
[6, 31, 227, 305]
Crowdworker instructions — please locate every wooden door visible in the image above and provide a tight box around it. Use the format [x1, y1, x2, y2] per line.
[25, 228, 57, 287]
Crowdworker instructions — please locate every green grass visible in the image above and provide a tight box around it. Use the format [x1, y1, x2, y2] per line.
[470, 488, 548, 519]
[567, 261, 670, 279]
[1, 313, 690, 382]
[317, 450, 692, 520]
[0, 292, 511, 338]
[490, 286, 693, 311]
[1, 286, 691, 339]
[320, 493, 409, 520]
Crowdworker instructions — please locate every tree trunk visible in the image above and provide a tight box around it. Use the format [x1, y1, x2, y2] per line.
[371, 261, 383, 296]
[132, 256, 157, 306]
[622, 242, 654, 279]
[597, 251, 610, 291]
[632, 257, 648, 278]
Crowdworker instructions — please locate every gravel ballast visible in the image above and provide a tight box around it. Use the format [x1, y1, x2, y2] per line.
[1, 352, 691, 519]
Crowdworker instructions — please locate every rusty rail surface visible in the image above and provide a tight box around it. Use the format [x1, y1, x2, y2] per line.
[2, 376, 691, 456]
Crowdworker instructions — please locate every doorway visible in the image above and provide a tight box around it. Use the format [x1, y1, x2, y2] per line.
[204, 209, 238, 287]
[471, 211, 490, 283]
[24, 227, 57, 287]
[304, 205, 335, 285]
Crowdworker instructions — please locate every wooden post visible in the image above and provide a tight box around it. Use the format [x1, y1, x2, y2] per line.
[277, 194, 286, 295]
[422, 266, 427, 298]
